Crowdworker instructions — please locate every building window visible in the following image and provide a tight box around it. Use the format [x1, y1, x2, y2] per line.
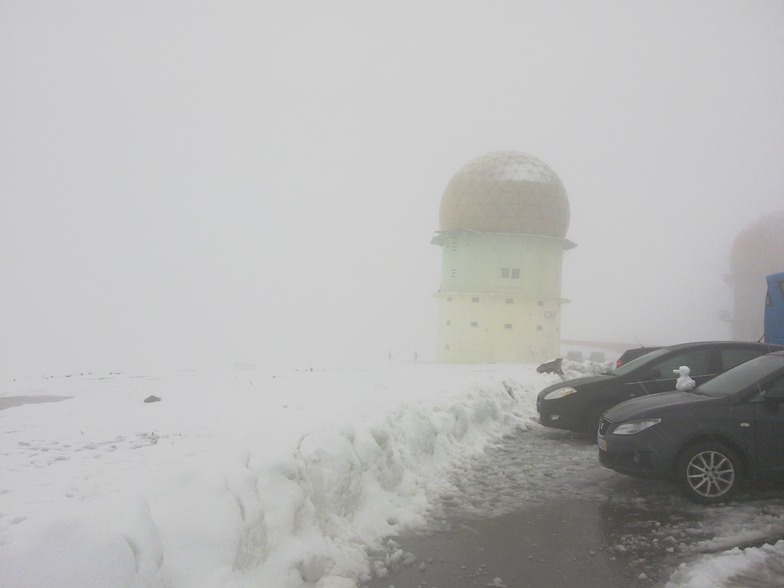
[445, 344, 450, 350]
[504, 323, 513, 330]
[537, 325, 543, 331]
[450, 269, 456, 278]
[447, 296, 452, 302]
[446, 320, 451, 325]
[505, 298, 514, 304]
[472, 297, 479, 303]
[511, 268, 520, 279]
[501, 267, 510, 278]
[470, 321, 478, 327]
[451, 242, 458, 251]
[537, 300, 544, 306]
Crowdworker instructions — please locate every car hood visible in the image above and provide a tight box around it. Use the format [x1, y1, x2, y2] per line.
[537, 374, 613, 399]
[603, 391, 708, 422]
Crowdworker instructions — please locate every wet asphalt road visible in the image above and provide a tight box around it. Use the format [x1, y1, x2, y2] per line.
[362, 427, 708, 588]
[363, 500, 648, 588]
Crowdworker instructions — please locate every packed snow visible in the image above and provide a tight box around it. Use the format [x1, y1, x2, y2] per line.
[673, 366, 696, 392]
[1, 361, 781, 587]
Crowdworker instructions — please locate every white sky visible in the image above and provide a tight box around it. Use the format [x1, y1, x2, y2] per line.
[1, 1, 783, 375]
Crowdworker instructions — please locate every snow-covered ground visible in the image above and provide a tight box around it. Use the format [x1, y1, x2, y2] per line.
[1, 362, 781, 587]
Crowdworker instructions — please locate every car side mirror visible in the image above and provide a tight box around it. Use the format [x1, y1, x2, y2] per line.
[764, 386, 784, 410]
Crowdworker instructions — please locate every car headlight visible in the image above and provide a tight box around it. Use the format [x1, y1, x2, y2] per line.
[543, 386, 577, 400]
[612, 418, 662, 435]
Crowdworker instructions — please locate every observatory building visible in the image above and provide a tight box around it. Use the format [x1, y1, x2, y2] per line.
[726, 210, 784, 341]
[432, 152, 575, 363]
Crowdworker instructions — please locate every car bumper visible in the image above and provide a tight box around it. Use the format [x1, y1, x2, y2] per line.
[537, 407, 582, 432]
[597, 434, 673, 479]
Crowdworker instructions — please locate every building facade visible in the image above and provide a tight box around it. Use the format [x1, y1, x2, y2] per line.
[433, 152, 575, 363]
[726, 210, 784, 341]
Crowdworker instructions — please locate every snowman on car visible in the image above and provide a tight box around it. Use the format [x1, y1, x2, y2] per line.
[673, 365, 696, 392]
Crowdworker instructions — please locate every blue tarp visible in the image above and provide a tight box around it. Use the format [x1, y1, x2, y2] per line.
[764, 272, 784, 344]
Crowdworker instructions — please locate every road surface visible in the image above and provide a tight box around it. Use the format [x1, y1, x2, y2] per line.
[362, 427, 706, 587]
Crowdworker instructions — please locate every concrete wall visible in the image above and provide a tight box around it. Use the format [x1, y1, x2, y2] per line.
[434, 231, 568, 363]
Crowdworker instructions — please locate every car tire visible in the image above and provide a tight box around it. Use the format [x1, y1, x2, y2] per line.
[676, 441, 743, 504]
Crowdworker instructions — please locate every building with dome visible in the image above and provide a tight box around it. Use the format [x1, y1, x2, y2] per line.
[432, 152, 575, 363]
[726, 210, 784, 341]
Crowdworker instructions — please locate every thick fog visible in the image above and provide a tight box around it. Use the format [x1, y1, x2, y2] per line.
[1, 1, 782, 375]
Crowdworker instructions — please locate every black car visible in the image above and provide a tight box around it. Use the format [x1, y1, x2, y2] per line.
[537, 341, 784, 434]
[598, 351, 784, 503]
[615, 346, 660, 368]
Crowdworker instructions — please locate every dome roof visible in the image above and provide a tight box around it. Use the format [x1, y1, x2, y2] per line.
[730, 210, 784, 277]
[439, 151, 570, 237]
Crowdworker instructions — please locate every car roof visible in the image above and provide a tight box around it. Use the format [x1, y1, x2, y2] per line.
[609, 341, 784, 374]
[621, 346, 660, 353]
[659, 341, 784, 350]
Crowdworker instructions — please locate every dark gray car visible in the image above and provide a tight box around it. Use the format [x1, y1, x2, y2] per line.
[538, 341, 784, 434]
[598, 351, 784, 504]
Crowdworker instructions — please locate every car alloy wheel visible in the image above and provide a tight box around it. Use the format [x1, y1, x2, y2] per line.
[677, 442, 741, 504]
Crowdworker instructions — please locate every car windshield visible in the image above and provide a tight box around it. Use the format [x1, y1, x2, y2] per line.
[696, 354, 784, 398]
[608, 347, 672, 376]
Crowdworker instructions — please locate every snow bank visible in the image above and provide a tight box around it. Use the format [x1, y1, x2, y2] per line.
[0, 364, 545, 587]
[2, 361, 780, 587]
[666, 540, 784, 588]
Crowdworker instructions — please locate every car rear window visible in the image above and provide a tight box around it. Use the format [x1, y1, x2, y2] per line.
[720, 348, 768, 371]
[611, 347, 671, 375]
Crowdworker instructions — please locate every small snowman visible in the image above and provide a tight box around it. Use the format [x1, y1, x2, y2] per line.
[673, 365, 696, 392]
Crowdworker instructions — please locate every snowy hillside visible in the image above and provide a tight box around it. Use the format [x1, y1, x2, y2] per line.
[0, 362, 781, 587]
